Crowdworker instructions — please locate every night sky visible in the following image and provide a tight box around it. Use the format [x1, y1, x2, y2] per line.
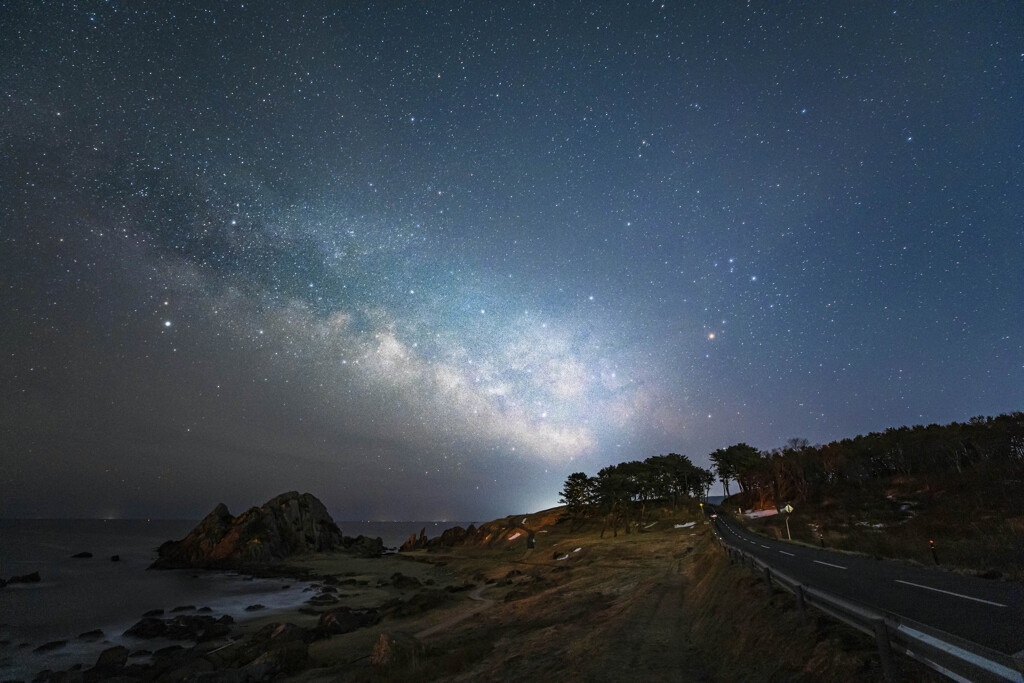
[2, 2, 1021, 521]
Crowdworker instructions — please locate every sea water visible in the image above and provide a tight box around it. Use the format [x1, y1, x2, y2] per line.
[0, 519, 470, 680]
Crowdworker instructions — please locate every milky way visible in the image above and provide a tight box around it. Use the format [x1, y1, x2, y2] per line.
[2, 3, 1021, 519]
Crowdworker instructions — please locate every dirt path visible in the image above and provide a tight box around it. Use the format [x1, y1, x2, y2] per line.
[414, 585, 494, 640]
[578, 556, 708, 681]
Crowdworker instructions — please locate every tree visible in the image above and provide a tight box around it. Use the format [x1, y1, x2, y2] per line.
[559, 472, 595, 528]
[594, 465, 633, 537]
[709, 448, 735, 498]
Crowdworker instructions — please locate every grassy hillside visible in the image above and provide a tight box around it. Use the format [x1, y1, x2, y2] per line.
[291, 503, 939, 681]
[731, 464, 1024, 581]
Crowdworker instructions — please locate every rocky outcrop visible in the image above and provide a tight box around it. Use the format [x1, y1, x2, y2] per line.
[5, 570, 41, 585]
[399, 528, 428, 552]
[124, 614, 234, 641]
[150, 491, 345, 569]
[398, 508, 564, 553]
[343, 534, 385, 558]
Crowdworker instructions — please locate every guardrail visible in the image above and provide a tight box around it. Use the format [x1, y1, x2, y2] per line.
[711, 521, 1024, 683]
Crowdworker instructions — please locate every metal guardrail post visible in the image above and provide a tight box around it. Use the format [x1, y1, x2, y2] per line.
[796, 584, 807, 619]
[873, 619, 899, 682]
[764, 566, 772, 586]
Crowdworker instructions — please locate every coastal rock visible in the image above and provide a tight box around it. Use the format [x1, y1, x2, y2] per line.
[397, 523, 489, 552]
[150, 491, 345, 569]
[316, 607, 380, 636]
[399, 528, 429, 552]
[124, 614, 233, 641]
[344, 534, 385, 558]
[437, 525, 470, 547]
[8, 571, 41, 584]
[242, 640, 308, 680]
[71, 551, 93, 559]
[109, 554, 120, 562]
[124, 617, 165, 639]
[33, 640, 67, 652]
[388, 572, 422, 590]
[385, 589, 453, 617]
[93, 645, 129, 671]
[76, 629, 104, 641]
[209, 622, 310, 675]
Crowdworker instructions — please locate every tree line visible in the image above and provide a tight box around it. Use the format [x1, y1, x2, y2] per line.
[709, 412, 1024, 512]
[559, 453, 715, 536]
[560, 412, 1023, 530]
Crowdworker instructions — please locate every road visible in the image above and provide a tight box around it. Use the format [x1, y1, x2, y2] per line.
[711, 510, 1024, 657]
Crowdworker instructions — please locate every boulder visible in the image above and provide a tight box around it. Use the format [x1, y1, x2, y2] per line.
[93, 645, 129, 671]
[110, 555, 120, 562]
[345, 534, 384, 558]
[150, 492, 345, 569]
[388, 572, 422, 590]
[124, 614, 233, 641]
[8, 571, 41, 584]
[77, 629, 104, 641]
[123, 617, 166, 639]
[317, 607, 380, 636]
[71, 551, 93, 559]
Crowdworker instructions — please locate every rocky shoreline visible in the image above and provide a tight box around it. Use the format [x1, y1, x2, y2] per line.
[0, 494, 441, 682]
[13, 555, 460, 683]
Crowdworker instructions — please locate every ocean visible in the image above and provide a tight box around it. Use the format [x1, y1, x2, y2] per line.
[0, 519, 470, 680]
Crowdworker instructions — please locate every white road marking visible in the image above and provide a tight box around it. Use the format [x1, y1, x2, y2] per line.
[814, 560, 847, 570]
[760, 544, 770, 549]
[894, 579, 1007, 607]
[779, 550, 795, 556]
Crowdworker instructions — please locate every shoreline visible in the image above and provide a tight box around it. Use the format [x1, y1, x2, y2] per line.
[5, 504, 932, 682]
[0, 551, 457, 682]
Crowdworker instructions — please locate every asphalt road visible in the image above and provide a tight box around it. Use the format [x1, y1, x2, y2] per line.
[711, 510, 1024, 657]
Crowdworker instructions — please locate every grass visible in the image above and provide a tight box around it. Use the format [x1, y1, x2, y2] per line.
[281, 503, 945, 681]
[683, 540, 942, 682]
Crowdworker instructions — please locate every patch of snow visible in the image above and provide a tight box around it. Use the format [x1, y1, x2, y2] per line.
[644, 522, 658, 529]
[556, 554, 569, 561]
[675, 522, 696, 529]
[745, 509, 778, 518]
[573, 547, 582, 553]
[507, 532, 521, 541]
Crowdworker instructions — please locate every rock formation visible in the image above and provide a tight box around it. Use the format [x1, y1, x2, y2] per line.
[151, 491, 346, 569]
